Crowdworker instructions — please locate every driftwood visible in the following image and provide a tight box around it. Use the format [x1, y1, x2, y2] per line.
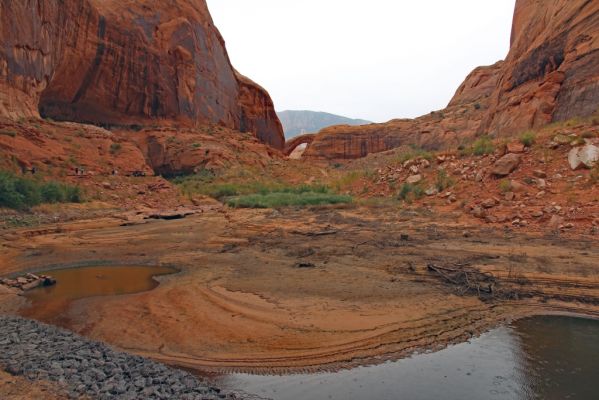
[427, 263, 498, 300]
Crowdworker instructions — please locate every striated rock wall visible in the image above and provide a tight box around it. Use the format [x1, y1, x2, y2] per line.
[305, 0, 599, 160]
[0, 0, 284, 149]
[482, 0, 599, 136]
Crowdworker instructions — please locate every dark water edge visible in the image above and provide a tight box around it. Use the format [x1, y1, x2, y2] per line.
[214, 316, 599, 400]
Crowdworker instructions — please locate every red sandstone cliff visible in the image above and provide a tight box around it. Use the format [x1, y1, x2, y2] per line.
[302, 0, 599, 160]
[482, 0, 599, 136]
[303, 62, 503, 159]
[0, 0, 284, 149]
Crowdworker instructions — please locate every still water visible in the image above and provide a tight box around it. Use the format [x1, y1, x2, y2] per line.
[216, 316, 599, 400]
[23, 265, 177, 321]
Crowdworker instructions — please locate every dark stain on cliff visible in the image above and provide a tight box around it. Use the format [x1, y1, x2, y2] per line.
[509, 33, 566, 91]
[71, 15, 107, 104]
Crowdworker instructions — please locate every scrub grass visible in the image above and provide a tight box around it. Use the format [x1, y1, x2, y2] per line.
[226, 190, 352, 209]
[0, 171, 83, 210]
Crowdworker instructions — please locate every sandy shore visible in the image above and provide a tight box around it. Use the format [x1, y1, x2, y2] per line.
[1, 206, 598, 373]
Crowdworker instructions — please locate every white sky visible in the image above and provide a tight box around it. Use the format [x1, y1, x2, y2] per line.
[207, 0, 516, 123]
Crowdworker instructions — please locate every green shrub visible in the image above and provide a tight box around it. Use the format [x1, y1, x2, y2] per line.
[499, 179, 512, 193]
[397, 148, 433, 164]
[0, 171, 83, 210]
[471, 136, 495, 156]
[110, 143, 122, 155]
[581, 131, 596, 139]
[435, 169, 455, 192]
[519, 131, 536, 147]
[398, 183, 425, 202]
[226, 191, 352, 209]
[0, 130, 17, 137]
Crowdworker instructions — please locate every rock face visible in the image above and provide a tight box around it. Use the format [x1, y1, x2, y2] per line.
[0, 0, 284, 149]
[304, 0, 599, 160]
[482, 0, 599, 136]
[303, 58, 505, 159]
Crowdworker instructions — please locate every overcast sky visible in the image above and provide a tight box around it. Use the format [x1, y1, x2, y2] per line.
[207, 0, 516, 123]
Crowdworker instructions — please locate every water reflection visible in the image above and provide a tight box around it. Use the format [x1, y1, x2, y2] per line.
[216, 316, 599, 400]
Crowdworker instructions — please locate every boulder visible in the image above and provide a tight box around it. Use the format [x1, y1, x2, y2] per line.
[472, 206, 486, 219]
[510, 180, 527, 193]
[507, 142, 525, 153]
[482, 199, 497, 209]
[425, 187, 439, 196]
[568, 145, 599, 170]
[406, 175, 422, 184]
[492, 154, 521, 176]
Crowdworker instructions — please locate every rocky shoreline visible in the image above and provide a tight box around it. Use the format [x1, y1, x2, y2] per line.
[0, 316, 256, 400]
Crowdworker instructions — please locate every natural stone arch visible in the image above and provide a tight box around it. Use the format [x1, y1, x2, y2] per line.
[284, 134, 316, 157]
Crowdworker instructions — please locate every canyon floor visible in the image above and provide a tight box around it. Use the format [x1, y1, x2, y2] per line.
[1, 202, 598, 376]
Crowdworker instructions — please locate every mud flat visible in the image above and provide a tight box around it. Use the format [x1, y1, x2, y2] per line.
[1, 206, 598, 374]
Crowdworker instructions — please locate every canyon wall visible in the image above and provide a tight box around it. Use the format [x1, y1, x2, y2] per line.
[304, 0, 599, 160]
[0, 0, 284, 149]
[303, 62, 503, 159]
[482, 0, 599, 136]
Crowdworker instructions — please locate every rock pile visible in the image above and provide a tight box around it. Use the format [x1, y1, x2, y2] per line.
[0, 316, 249, 400]
[0, 274, 56, 291]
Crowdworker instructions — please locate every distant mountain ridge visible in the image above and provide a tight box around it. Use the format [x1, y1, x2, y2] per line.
[277, 110, 372, 139]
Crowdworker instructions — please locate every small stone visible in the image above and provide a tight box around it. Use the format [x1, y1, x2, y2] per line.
[548, 215, 565, 229]
[472, 206, 486, 219]
[504, 192, 516, 201]
[533, 170, 547, 179]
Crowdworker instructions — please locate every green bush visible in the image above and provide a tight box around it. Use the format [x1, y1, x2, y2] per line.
[471, 137, 495, 156]
[0, 130, 17, 138]
[109, 143, 122, 155]
[519, 131, 536, 147]
[226, 191, 352, 209]
[398, 183, 425, 202]
[0, 171, 83, 210]
[435, 169, 455, 192]
[397, 148, 433, 164]
[499, 179, 512, 193]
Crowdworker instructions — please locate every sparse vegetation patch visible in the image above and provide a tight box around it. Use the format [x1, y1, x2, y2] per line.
[0, 171, 83, 210]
